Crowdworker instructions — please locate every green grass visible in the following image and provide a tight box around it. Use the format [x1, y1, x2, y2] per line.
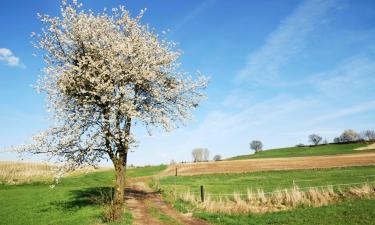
[161, 165, 375, 225]
[160, 165, 375, 197]
[127, 164, 167, 178]
[0, 164, 166, 225]
[228, 143, 372, 160]
[195, 198, 375, 225]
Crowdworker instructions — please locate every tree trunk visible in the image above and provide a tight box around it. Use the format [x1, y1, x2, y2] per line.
[109, 116, 131, 221]
[113, 161, 125, 220]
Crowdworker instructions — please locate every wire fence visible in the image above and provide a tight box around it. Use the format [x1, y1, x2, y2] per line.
[158, 177, 375, 197]
[203, 180, 375, 196]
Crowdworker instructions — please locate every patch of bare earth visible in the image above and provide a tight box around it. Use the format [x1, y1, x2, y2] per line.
[160, 152, 375, 176]
[125, 178, 210, 225]
[355, 143, 375, 151]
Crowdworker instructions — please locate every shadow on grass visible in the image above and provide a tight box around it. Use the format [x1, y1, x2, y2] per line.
[50, 186, 114, 211]
[50, 186, 159, 211]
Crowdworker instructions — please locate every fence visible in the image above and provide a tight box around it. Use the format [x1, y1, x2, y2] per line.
[157, 177, 375, 202]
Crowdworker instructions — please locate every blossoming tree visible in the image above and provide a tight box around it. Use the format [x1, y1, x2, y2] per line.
[21, 0, 207, 219]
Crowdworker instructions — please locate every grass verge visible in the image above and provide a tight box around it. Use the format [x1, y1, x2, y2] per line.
[194, 198, 375, 225]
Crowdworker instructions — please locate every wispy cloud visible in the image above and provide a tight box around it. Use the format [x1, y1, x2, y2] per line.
[236, 0, 340, 84]
[310, 53, 375, 97]
[315, 100, 375, 122]
[171, 0, 216, 34]
[0, 48, 24, 68]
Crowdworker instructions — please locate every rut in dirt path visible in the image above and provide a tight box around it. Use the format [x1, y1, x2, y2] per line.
[125, 181, 210, 225]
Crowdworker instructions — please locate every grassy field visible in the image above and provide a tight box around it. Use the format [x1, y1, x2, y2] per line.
[159, 166, 375, 224]
[159, 165, 375, 196]
[0, 165, 166, 225]
[228, 143, 372, 160]
[126, 165, 167, 178]
[2, 154, 374, 224]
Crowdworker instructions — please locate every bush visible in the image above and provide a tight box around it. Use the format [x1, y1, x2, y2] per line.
[340, 129, 359, 142]
[213, 155, 222, 161]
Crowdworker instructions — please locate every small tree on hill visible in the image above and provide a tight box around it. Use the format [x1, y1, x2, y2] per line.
[213, 154, 222, 161]
[15, 1, 207, 220]
[192, 148, 209, 162]
[308, 134, 322, 146]
[340, 129, 359, 142]
[203, 148, 210, 161]
[192, 148, 203, 162]
[250, 140, 263, 153]
[333, 137, 342, 143]
[364, 130, 375, 141]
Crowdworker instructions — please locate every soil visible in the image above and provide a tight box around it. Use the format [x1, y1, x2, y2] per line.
[160, 152, 375, 176]
[354, 143, 375, 151]
[125, 177, 210, 225]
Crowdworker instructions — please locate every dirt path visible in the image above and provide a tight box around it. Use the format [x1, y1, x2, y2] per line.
[160, 152, 375, 176]
[125, 178, 210, 225]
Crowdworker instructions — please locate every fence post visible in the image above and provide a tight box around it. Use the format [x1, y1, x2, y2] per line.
[200, 185, 205, 202]
[175, 167, 178, 176]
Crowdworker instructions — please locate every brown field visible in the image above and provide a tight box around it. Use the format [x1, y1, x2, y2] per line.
[0, 161, 56, 184]
[0, 161, 111, 184]
[161, 152, 375, 176]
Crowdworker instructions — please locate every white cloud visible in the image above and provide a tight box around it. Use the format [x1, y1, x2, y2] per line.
[0, 48, 24, 68]
[236, 0, 339, 84]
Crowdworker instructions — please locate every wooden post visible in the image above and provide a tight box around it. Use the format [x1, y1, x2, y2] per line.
[200, 185, 205, 202]
[175, 167, 178, 176]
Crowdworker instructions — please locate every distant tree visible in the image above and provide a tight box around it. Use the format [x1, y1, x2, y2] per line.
[203, 148, 210, 161]
[333, 137, 342, 144]
[340, 129, 359, 142]
[364, 130, 375, 141]
[333, 137, 342, 143]
[323, 139, 329, 145]
[192, 148, 209, 162]
[250, 140, 263, 153]
[192, 148, 203, 162]
[295, 143, 305, 147]
[308, 134, 322, 146]
[213, 154, 222, 161]
[170, 160, 176, 165]
[358, 132, 366, 142]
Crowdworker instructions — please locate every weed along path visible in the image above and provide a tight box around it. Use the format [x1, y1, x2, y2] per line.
[125, 177, 210, 225]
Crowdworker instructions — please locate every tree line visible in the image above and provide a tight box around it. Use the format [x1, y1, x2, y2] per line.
[189, 129, 375, 163]
[309, 129, 375, 146]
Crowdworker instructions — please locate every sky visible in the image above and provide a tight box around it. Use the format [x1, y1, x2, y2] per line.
[0, 0, 375, 166]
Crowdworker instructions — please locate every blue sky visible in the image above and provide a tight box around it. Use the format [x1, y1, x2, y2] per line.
[1, 0, 375, 165]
